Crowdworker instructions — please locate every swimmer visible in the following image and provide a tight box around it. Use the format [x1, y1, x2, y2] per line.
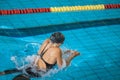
[35, 32, 80, 70]
[24, 32, 80, 77]
[0, 32, 80, 80]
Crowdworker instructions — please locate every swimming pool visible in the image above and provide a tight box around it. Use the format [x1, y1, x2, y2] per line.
[0, 0, 120, 80]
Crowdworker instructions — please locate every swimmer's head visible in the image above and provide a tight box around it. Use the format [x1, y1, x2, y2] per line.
[50, 32, 65, 44]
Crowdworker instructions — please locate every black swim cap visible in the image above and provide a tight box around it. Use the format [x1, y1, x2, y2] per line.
[50, 32, 65, 43]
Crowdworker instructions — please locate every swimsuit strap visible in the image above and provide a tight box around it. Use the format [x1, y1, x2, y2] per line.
[40, 43, 49, 57]
[39, 43, 56, 69]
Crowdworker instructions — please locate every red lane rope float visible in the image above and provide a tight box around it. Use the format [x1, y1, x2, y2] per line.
[0, 8, 50, 15]
[104, 4, 120, 9]
[0, 4, 120, 15]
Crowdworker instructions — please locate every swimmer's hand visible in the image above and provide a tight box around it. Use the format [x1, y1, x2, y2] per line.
[65, 50, 80, 66]
[64, 50, 80, 56]
[72, 51, 80, 57]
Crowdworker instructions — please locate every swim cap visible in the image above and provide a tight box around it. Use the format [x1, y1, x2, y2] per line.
[50, 32, 65, 43]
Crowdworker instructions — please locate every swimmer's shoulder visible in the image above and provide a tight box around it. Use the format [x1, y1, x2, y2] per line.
[50, 47, 62, 56]
[44, 39, 50, 43]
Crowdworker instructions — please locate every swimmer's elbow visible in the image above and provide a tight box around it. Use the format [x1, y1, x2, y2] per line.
[58, 64, 62, 68]
[58, 59, 67, 68]
[57, 61, 63, 68]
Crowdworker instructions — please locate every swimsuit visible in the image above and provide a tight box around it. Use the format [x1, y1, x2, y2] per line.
[13, 43, 57, 79]
[25, 43, 56, 77]
[41, 57, 56, 69]
[40, 45, 56, 69]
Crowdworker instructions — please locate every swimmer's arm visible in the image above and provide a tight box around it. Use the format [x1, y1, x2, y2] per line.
[38, 39, 50, 55]
[65, 50, 80, 66]
[56, 50, 63, 68]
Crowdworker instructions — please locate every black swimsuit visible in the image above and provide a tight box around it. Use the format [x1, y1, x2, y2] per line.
[13, 44, 57, 79]
[25, 44, 56, 77]
[40, 44, 56, 70]
[41, 57, 56, 69]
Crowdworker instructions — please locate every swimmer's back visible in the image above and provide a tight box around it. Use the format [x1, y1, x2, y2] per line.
[42, 47, 61, 64]
[37, 47, 62, 69]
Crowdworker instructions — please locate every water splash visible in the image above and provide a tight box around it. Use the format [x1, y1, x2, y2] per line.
[24, 42, 40, 55]
[11, 55, 62, 77]
[10, 45, 80, 77]
[11, 56, 25, 70]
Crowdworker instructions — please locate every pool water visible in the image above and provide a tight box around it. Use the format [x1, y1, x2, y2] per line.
[0, 0, 120, 80]
[0, 25, 120, 80]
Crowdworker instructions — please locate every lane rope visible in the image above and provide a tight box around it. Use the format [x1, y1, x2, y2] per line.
[0, 4, 120, 15]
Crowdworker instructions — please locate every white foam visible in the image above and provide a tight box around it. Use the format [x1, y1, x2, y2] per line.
[10, 46, 77, 77]
[24, 42, 40, 55]
[25, 55, 36, 64]
[11, 56, 23, 70]
[11, 56, 16, 61]
[61, 59, 67, 68]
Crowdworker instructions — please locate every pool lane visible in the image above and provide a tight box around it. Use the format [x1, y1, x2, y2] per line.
[0, 4, 120, 15]
[0, 24, 120, 80]
[0, 18, 120, 37]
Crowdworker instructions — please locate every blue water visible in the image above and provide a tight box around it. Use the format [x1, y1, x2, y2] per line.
[0, 25, 120, 80]
[0, 0, 120, 80]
